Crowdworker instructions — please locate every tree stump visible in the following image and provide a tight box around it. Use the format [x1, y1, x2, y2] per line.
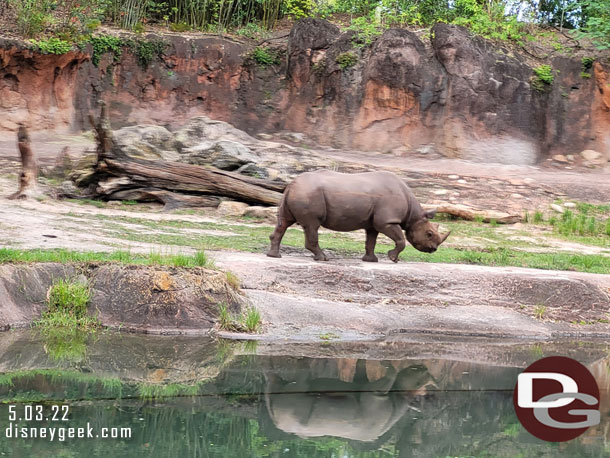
[8, 126, 39, 200]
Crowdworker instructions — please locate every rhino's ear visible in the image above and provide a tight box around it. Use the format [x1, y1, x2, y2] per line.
[424, 209, 436, 220]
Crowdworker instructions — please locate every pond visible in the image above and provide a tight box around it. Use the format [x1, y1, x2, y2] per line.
[0, 330, 608, 457]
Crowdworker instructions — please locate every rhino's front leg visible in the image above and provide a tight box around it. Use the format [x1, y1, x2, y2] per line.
[380, 224, 406, 263]
[362, 229, 379, 262]
[304, 225, 328, 261]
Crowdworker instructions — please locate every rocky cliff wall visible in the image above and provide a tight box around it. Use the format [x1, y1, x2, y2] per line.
[1, 19, 609, 164]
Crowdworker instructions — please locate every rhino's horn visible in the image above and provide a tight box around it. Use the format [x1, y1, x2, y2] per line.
[440, 231, 451, 244]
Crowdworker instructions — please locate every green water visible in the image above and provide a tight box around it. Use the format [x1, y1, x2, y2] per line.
[0, 331, 608, 457]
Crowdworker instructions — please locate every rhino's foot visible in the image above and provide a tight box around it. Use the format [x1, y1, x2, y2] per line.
[313, 253, 329, 261]
[362, 254, 378, 262]
[388, 250, 400, 263]
[266, 250, 281, 258]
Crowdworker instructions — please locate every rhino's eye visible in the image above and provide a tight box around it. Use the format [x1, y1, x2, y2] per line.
[426, 231, 433, 238]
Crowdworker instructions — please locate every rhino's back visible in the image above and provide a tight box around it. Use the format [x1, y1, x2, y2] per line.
[287, 170, 410, 231]
[293, 170, 407, 195]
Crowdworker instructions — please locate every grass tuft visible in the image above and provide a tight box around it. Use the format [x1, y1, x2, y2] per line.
[225, 271, 241, 290]
[216, 303, 261, 333]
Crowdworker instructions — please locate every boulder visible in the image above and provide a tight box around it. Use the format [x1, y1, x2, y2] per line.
[580, 150, 604, 162]
[113, 125, 179, 162]
[236, 163, 270, 179]
[183, 140, 258, 170]
[552, 154, 569, 163]
[243, 206, 278, 222]
[217, 201, 250, 217]
[550, 204, 565, 213]
[174, 116, 257, 152]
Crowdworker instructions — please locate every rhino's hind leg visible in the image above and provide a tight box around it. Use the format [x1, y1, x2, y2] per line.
[362, 229, 379, 262]
[267, 214, 295, 258]
[304, 225, 328, 261]
[380, 224, 406, 263]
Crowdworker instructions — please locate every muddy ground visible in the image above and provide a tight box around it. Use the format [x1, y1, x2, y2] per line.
[0, 132, 609, 340]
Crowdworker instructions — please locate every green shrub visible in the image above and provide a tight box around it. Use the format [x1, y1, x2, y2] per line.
[250, 47, 280, 66]
[283, 0, 315, 19]
[580, 57, 595, 79]
[128, 39, 168, 69]
[531, 65, 554, 92]
[170, 22, 191, 32]
[347, 16, 383, 46]
[89, 35, 124, 66]
[235, 22, 268, 40]
[582, 56, 595, 70]
[30, 38, 73, 55]
[452, 0, 529, 44]
[575, 0, 610, 50]
[336, 51, 358, 69]
[10, 0, 53, 38]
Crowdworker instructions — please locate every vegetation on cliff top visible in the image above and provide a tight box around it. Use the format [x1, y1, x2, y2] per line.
[2, 0, 609, 50]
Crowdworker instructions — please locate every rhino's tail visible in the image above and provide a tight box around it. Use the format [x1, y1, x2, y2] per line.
[276, 184, 295, 227]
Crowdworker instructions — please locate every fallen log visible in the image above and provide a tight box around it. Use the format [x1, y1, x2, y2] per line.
[107, 188, 221, 211]
[98, 158, 283, 206]
[85, 104, 285, 208]
[8, 125, 39, 200]
[423, 203, 521, 224]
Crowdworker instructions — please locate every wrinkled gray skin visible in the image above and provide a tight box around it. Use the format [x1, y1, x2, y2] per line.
[267, 170, 450, 262]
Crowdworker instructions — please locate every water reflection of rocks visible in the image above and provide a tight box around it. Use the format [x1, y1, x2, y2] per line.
[0, 332, 609, 456]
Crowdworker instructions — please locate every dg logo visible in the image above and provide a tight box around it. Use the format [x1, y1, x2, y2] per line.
[513, 356, 601, 442]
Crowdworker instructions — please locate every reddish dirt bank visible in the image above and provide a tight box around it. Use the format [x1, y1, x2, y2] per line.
[1, 20, 609, 163]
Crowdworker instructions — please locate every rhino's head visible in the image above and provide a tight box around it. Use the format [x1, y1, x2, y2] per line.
[406, 210, 450, 253]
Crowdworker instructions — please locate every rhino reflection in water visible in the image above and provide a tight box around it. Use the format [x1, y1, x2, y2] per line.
[264, 360, 433, 442]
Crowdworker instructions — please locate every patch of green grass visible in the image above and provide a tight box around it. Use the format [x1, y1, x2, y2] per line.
[524, 201, 610, 242]
[35, 277, 99, 332]
[242, 307, 261, 333]
[120, 200, 139, 206]
[216, 303, 261, 333]
[71, 212, 610, 274]
[319, 332, 339, 341]
[67, 198, 106, 208]
[218, 303, 233, 330]
[138, 382, 200, 399]
[46, 278, 90, 315]
[0, 248, 217, 269]
[534, 304, 547, 320]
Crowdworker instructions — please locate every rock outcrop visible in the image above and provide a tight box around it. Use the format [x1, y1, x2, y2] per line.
[0, 263, 247, 333]
[0, 20, 609, 163]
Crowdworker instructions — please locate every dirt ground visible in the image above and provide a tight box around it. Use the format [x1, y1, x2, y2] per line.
[0, 133, 609, 339]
